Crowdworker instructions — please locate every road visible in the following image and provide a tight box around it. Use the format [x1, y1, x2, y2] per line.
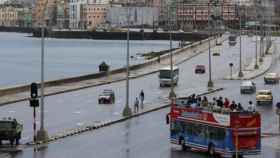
[2, 35, 280, 158]
[0, 35, 258, 142]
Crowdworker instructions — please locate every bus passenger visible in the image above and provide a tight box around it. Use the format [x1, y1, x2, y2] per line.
[230, 101, 237, 111]
[201, 96, 208, 107]
[224, 98, 230, 109]
[237, 103, 244, 111]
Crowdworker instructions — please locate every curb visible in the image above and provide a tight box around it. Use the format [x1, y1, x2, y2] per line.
[24, 87, 224, 147]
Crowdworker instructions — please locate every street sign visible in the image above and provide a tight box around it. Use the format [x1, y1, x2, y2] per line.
[29, 98, 39, 108]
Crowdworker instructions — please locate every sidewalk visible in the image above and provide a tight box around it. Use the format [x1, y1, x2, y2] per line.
[0, 37, 218, 106]
[224, 44, 276, 80]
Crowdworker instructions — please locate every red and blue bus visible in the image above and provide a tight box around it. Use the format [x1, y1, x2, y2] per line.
[167, 97, 261, 158]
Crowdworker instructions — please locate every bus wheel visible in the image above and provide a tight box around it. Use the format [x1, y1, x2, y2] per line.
[208, 144, 215, 156]
[179, 137, 189, 151]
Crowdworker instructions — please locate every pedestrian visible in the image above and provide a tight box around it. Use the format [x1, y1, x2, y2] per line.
[247, 101, 255, 112]
[134, 97, 139, 113]
[140, 90, 145, 110]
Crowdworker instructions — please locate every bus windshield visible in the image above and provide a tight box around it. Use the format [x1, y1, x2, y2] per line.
[159, 69, 178, 79]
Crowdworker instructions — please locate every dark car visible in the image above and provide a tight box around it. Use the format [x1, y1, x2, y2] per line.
[195, 65, 206, 74]
[98, 89, 115, 104]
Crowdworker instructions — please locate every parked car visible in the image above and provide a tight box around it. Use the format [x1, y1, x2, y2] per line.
[98, 89, 115, 104]
[264, 73, 279, 84]
[195, 65, 206, 74]
[256, 90, 273, 105]
[240, 81, 256, 94]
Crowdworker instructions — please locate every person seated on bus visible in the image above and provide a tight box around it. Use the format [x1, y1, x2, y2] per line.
[223, 98, 230, 109]
[237, 103, 244, 112]
[230, 101, 237, 111]
[196, 96, 202, 107]
[217, 96, 223, 108]
[201, 96, 208, 108]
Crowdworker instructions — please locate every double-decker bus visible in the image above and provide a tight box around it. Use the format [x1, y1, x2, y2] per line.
[166, 97, 261, 158]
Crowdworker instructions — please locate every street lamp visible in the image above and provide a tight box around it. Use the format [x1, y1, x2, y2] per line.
[238, 0, 243, 78]
[254, 5, 259, 69]
[168, 5, 176, 100]
[36, 7, 48, 142]
[207, 2, 213, 88]
[122, 1, 132, 117]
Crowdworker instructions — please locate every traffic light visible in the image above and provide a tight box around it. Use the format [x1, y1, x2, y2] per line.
[30, 82, 38, 99]
[29, 98, 39, 108]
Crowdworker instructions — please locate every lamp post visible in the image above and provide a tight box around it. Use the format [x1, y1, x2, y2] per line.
[36, 10, 48, 142]
[168, 5, 176, 100]
[254, 4, 259, 69]
[238, 0, 243, 77]
[122, 1, 132, 117]
[207, 2, 213, 88]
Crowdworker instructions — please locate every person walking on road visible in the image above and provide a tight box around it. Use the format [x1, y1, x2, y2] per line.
[247, 101, 255, 112]
[134, 97, 139, 113]
[140, 90, 145, 110]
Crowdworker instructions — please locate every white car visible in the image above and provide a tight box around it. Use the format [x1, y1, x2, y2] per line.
[264, 73, 279, 84]
[240, 81, 256, 94]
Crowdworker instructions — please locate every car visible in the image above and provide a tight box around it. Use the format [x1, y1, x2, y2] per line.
[98, 89, 115, 104]
[212, 52, 220, 56]
[240, 81, 256, 94]
[195, 65, 206, 74]
[0, 118, 22, 145]
[256, 90, 273, 105]
[264, 73, 279, 84]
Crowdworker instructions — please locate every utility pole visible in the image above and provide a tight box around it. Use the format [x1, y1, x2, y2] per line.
[238, 0, 243, 77]
[207, 2, 214, 88]
[168, 5, 176, 100]
[122, 0, 132, 117]
[36, 2, 48, 142]
[254, 1, 259, 69]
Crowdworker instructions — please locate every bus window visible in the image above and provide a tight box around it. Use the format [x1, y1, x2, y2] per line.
[208, 126, 226, 141]
[171, 121, 182, 134]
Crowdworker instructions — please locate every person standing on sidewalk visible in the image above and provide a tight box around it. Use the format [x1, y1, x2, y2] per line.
[134, 97, 139, 113]
[140, 90, 145, 110]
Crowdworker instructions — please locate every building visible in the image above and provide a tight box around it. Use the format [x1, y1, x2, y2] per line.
[69, 0, 87, 29]
[83, 3, 109, 29]
[160, 0, 239, 31]
[0, 4, 19, 26]
[106, 6, 159, 28]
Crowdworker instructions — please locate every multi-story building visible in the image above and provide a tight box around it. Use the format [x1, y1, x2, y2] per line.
[160, 0, 238, 30]
[106, 6, 159, 28]
[82, 3, 109, 29]
[0, 5, 19, 26]
[69, 0, 87, 29]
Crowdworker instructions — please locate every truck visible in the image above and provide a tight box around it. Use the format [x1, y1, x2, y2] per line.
[0, 118, 23, 145]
